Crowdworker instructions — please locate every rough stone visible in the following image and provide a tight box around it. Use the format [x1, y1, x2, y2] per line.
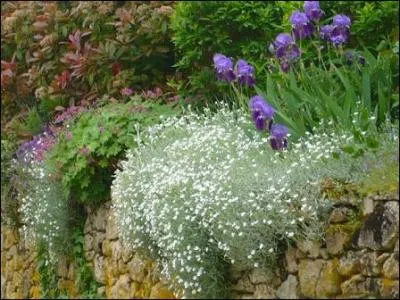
[285, 246, 298, 273]
[1, 274, 6, 299]
[6, 245, 17, 260]
[298, 259, 325, 298]
[329, 207, 354, 223]
[340, 274, 368, 298]
[315, 259, 343, 298]
[93, 207, 108, 232]
[67, 263, 76, 281]
[93, 232, 105, 253]
[106, 214, 119, 240]
[383, 253, 399, 279]
[57, 256, 69, 279]
[85, 250, 95, 262]
[254, 283, 276, 299]
[230, 264, 250, 283]
[295, 248, 307, 260]
[395, 239, 399, 252]
[360, 252, 383, 276]
[83, 217, 92, 234]
[337, 251, 361, 276]
[128, 254, 147, 282]
[97, 286, 105, 296]
[3, 229, 18, 249]
[232, 276, 255, 294]
[94, 254, 105, 284]
[83, 234, 93, 252]
[356, 201, 399, 251]
[326, 230, 351, 256]
[121, 248, 134, 264]
[276, 275, 298, 299]
[149, 282, 175, 299]
[319, 248, 329, 260]
[249, 268, 276, 285]
[297, 240, 321, 258]
[363, 197, 375, 216]
[379, 278, 399, 298]
[111, 274, 131, 299]
[102, 239, 112, 257]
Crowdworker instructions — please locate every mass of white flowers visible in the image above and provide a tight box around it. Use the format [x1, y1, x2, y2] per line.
[16, 156, 69, 263]
[110, 105, 384, 298]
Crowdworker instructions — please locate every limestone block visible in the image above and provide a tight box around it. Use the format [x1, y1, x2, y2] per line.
[94, 254, 105, 284]
[149, 282, 175, 299]
[298, 259, 325, 298]
[285, 246, 298, 273]
[83, 234, 93, 252]
[276, 275, 299, 299]
[329, 207, 354, 224]
[379, 278, 399, 299]
[383, 253, 399, 279]
[232, 275, 255, 294]
[254, 283, 276, 299]
[128, 254, 147, 282]
[326, 230, 352, 256]
[337, 250, 361, 277]
[315, 259, 343, 298]
[106, 214, 119, 241]
[356, 202, 399, 251]
[297, 240, 321, 258]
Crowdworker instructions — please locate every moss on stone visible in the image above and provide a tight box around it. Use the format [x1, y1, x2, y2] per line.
[358, 160, 399, 197]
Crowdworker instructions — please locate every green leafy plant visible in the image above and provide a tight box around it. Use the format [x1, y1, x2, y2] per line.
[170, 1, 284, 100]
[45, 96, 179, 205]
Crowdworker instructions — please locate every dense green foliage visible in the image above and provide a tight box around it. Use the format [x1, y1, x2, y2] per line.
[46, 97, 179, 205]
[1, 1, 175, 137]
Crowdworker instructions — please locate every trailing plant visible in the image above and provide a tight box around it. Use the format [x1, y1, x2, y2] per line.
[45, 96, 179, 205]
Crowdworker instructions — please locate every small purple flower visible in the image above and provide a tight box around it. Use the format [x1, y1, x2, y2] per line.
[333, 14, 351, 27]
[304, 1, 324, 22]
[280, 61, 290, 73]
[213, 53, 236, 82]
[274, 33, 294, 48]
[121, 87, 133, 96]
[249, 95, 275, 131]
[330, 26, 350, 46]
[290, 11, 309, 25]
[270, 124, 289, 150]
[235, 59, 255, 86]
[290, 11, 314, 40]
[320, 25, 334, 40]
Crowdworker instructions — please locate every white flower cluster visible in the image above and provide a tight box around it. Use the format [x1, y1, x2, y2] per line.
[111, 106, 371, 298]
[17, 157, 69, 263]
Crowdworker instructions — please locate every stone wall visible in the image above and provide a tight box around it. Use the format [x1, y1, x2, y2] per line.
[1, 193, 399, 299]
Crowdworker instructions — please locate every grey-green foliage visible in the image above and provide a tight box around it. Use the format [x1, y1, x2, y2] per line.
[16, 157, 70, 261]
[110, 106, 397, 298]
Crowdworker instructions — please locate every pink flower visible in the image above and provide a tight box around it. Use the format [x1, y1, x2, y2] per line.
[121, 87, 133, 96]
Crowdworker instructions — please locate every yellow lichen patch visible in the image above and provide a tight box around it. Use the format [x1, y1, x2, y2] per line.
[30, 285, 42, 299]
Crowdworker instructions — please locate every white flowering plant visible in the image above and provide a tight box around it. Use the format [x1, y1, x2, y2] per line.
[15, 152, 70, 262]
[110, 104, 397, 298]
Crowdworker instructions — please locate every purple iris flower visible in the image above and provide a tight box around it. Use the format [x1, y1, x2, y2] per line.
[274, 33, 294, 48]
[320, 25, 334, 40]
[290, 11, 314, 39]
[213, 53, 236, 82]
[304, 1, 324, 22]
[330, 26, 350, 46]
[280, 61, 290, 73]
[329, 14, 351, 46]
[333, 14, 351, 27]
[235, 59, 256, 86]
[249, 95, 276, 131]
[270, 124, 289, 150]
